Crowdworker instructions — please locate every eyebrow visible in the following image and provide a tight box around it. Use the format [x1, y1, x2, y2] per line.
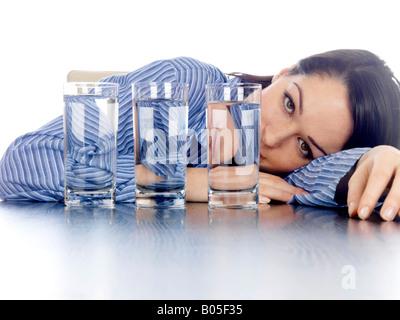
[292, 82, 303, 115]
[292, 82, 328, 157]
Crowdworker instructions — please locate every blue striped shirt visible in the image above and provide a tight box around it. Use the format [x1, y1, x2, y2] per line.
[0, 57, 369, 206]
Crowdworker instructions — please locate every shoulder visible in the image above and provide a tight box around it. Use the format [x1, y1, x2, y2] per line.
[167, 57, 219, 70]
[103, 57, 227, 85]
[166, 57, 227, 82]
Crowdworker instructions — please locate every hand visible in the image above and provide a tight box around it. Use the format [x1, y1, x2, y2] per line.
[259, 172, 308, 203]
[347, 146, 400, 221]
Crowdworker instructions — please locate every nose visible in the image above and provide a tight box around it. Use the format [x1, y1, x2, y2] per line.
[263, 123, 296, 148]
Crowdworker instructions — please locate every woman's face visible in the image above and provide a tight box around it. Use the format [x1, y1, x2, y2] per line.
[260, 71, 354, 174]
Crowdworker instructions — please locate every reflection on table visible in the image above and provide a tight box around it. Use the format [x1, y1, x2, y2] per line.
[0, 201, 399, 299]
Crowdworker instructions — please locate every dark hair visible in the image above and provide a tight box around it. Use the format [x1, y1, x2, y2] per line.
[231, 49, 400, 149]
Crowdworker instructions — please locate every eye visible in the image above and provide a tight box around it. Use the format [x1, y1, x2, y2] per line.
[298, 138, 312, 159]
[283, 93, 295, 114]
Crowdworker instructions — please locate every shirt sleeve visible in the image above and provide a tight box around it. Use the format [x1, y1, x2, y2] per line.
[284, 148, 370, 207]
[0, 59, 178, 202]
[0, 117, 65, 201]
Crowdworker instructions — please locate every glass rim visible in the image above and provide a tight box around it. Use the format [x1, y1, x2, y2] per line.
[205, 82, 262, 89]
[64, 81, 119, 88]
[131, 81, 189, 88]
[63, 82, 119, 96]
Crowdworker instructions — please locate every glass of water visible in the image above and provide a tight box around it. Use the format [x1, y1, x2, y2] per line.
[206, 83, 261, 208]
[63, 82, 119, 207]
[133, 82, 189, 208]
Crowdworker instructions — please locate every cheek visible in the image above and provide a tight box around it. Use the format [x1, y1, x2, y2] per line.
[261, 146, 306, 174]
[270, 159, 302, 174]
[261, 84, 285, 121]
[261, 87, 274, 107]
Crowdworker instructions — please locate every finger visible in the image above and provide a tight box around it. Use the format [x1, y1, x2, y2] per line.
[379, 173, 400, 221]
[259, 183, 301, 203]
[356, 164, 394, 220]
[347, 164, 369, 218]
[259, 174, 308, 195]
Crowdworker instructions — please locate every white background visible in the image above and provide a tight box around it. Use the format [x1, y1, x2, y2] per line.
[0, 0, 399, 156]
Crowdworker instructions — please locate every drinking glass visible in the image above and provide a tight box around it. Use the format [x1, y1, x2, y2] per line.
[63, 82, 119, 207]
[206, 83, 261, 208]
[133, 82, 189, 208]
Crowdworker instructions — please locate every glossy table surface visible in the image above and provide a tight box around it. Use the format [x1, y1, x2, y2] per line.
[0, 200, 399, 300]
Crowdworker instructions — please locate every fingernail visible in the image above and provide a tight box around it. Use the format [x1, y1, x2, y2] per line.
[359, 206, 370, 220]
[348, 202, 356, 217]
[260, 196, 271, 204]
[381, 207, 396, 221]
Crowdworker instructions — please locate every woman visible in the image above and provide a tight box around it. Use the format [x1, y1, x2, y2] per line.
[240, 49, 400, 222]
[1, 49, 400, 221]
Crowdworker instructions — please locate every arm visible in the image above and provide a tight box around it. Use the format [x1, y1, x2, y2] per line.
[0, 117, 65, 201]
[189, 166, 307, 204]
[186, 167, 208, 202]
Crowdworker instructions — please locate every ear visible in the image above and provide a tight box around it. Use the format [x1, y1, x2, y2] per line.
[271, 64, 296, 83]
